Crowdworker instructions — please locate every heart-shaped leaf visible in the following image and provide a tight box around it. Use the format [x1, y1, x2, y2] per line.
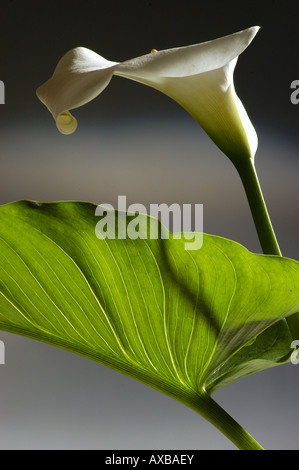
[0, 200, 298, 448]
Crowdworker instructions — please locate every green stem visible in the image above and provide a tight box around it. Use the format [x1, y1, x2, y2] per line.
[189, 391, 264, 450]
[234, 158, 281, 256]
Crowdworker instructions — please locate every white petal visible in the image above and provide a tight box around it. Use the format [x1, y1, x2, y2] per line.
[115, 27, 259, 161]
[150, 59, 258, 161]
[115, 27, 259, 81]
[36, 47, 119, 133]
[36, 27, 259, 161]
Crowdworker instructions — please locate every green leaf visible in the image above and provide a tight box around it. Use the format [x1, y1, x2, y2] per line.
[0, 200, 298, 448]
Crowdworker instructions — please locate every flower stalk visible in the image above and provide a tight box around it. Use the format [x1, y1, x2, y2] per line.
[190, 392, 264, 450]
[235, 158, 281, 256]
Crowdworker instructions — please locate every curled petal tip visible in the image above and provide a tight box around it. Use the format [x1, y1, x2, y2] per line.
[56, 111, 78, 135]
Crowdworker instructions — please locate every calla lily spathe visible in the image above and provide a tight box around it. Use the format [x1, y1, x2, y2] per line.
[37, 26, 259, 163]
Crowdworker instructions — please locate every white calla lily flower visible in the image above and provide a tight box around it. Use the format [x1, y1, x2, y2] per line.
[37, 26, 259, 162]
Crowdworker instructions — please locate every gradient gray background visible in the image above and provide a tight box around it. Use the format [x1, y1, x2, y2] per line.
[0, 0, 298, 450]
